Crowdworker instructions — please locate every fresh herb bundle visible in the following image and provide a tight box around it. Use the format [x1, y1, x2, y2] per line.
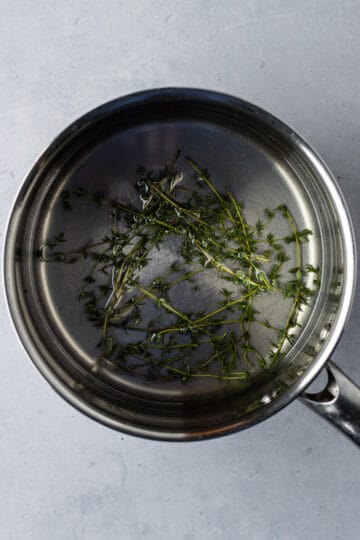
[37, 156, 319, 383]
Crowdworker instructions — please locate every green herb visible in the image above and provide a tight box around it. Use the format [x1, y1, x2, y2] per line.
[37, 155, 320, 383]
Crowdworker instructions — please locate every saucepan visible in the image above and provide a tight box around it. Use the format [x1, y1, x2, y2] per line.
[4, 88, 359, 444]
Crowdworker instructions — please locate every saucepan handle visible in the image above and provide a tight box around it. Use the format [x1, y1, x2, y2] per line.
[300, 360, 360, 446]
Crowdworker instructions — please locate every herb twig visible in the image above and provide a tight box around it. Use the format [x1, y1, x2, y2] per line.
[38, 156, 319, 382]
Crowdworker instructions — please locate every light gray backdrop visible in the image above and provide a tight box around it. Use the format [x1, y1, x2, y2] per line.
[0, 1, 359, 539]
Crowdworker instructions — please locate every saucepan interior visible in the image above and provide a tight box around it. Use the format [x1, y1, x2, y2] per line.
[4, 89, 354, 440]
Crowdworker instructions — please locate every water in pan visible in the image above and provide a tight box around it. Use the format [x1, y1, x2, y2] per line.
[35, 119, 321, 400]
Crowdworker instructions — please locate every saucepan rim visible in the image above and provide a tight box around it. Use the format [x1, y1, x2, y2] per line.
[3, 88, 356, 440]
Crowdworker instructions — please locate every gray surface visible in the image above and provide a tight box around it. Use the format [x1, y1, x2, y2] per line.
[0, 1, 359, 539]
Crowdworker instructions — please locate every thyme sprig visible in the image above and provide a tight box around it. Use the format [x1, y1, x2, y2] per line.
[38, 156, 319, 383]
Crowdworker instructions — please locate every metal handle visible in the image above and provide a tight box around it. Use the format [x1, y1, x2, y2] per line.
[300, 360, 360, 446]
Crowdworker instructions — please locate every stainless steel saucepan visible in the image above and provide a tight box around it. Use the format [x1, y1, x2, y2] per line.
[4, 89, 359, 444]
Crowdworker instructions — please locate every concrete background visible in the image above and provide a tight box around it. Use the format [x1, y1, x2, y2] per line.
[1, 1, 360, 539]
